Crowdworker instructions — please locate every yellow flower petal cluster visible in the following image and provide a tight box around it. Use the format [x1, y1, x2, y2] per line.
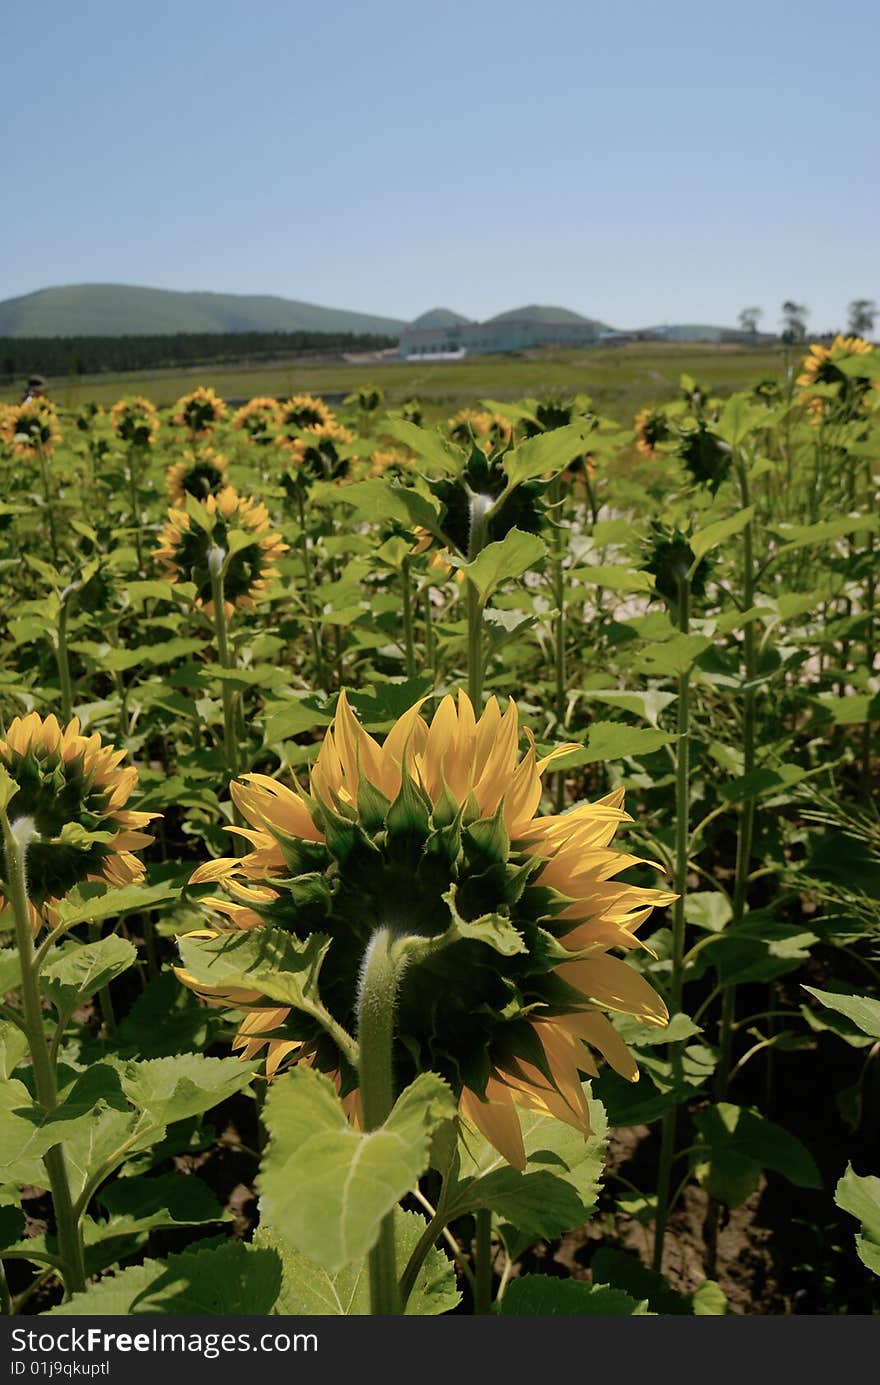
[448, 409, 513, 454]
[165, 447, 228, 504]
[154, 486, 288, 618]
[0, 714, 155, 927]
[232, 396, 283, 442]
[172, 387, 228, 437]
[109, 396, 159, 447]
[2, 398, 61, 457]
[177, 691, 672, 1169]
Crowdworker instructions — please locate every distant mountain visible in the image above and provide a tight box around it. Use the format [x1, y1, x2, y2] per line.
[485, 304, 606, 327]
[409, 308, 471, 329]
[0, 284, 406, 339]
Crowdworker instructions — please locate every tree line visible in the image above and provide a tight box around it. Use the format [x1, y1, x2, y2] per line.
[737, 299, 876, 343]
[0, 330, 399, 381]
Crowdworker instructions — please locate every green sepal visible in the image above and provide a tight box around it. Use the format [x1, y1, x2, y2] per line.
[463, 801, 510, 865]
[356, 772, 391, 832]
[386, 766, 432, 842]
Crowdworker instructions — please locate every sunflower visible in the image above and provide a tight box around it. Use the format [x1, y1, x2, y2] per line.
[233, 397, 282, 444]
[172, 387, 228, 438]
[284, 421, 356, 486]
[633, 406, 670, 459]
[280, 394, 335, 435]
[166, 447, 229, 504]
[109, 396, 160, 447]
[176, 691, 672, 1168]
[796, 335, 875, 423]
[2, 398, 61, 457]
[797, 334, 874, 390]
[0, 713, 155, 925]
[155, 486, 288, 618]
[448, 409, 513, 454]
[366, 446, 412, 480]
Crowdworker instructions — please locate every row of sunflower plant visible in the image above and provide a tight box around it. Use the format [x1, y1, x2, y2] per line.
[0, 337, 878, 1317]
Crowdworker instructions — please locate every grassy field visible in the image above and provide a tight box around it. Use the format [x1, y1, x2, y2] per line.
[3, 342, 790, 423]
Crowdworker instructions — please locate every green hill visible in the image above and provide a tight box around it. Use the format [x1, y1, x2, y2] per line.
[0, 284, 406, 339]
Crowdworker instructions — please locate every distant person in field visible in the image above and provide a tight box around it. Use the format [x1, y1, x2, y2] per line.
[21, 374, 47, 403]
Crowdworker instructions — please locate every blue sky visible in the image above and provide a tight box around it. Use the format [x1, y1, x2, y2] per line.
[4, 0, 877, 330]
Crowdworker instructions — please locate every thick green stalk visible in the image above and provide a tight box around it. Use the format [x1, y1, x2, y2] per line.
[37, 444, 60, 564]
[550, 478, 567, 812]
[705, 457, 758, 1273]
[4, 818, 86, 1295]
[127, 444, 145, 574]
[357, 928, 403, 1315]
[473, 1209, 494, 1314]
[401, 555, 417, 678]
[466, 580, 483, 707]
[56, 596, 74, 725]
[465, 492, 492, 709]
[295, 486, 327, 690]
[652, 573, 691, 1272]
[208, 551, 240, 783]
[716, 458, 757, 1098]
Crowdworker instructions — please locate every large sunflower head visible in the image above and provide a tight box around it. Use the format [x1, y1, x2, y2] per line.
[2, 398, 61, 457]
[233, 397, 282, 444]
[283, 421, 356, 487]
[109, 396, 159, 447]
[166, 447, 229, 504]
[172, 387, 228, 438]
[154, 486, 288, 618]
[0, 714, 155, 923]
[177, 691, 672, 1168]
[280, 394, 335, 436]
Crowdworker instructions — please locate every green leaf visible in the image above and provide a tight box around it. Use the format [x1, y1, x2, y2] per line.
[47, 1240, 282, 1316]
[501, 1275, 647, 1315]
[688, 508, 754, 568]
[40, 935, 137, 1010]
[569, 566, 655, 593]
[259, 1066, 455, 1271]
[449, 1087, 606, 1250]
[97, 1173, 227, 1231]
[177, 928, 330, 1018]
[803, 987, 880, 1041]
[0, 764, 19, 813]
[0, 948, 22, 995]
[383, 420, 463, 476]
[502, 424, 594, 488]
[684, 892, 732, 933]
[0, 1079, 52, 1185]
[835, 1165, 880, 1276]
[461, 529, 547, 605]
[54, 881, 179, 928]
[719, 763, 806, 805]
[767, 515, 878, 556]
[0, 1020, 28, 1079]
[581, 689, 677, 727]
[119, 1054, 255, 1126]
[257, 1210, 460, 1315]
[716, 395, 767, 446]
[264, 696, 334, 743]
[693, 1104, 821, 1207]
[631, 635, 712, 677]
[570, 722, 678, 766]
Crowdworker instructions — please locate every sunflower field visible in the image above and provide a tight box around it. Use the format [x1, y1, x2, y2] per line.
[0, 339, 878, 1319]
